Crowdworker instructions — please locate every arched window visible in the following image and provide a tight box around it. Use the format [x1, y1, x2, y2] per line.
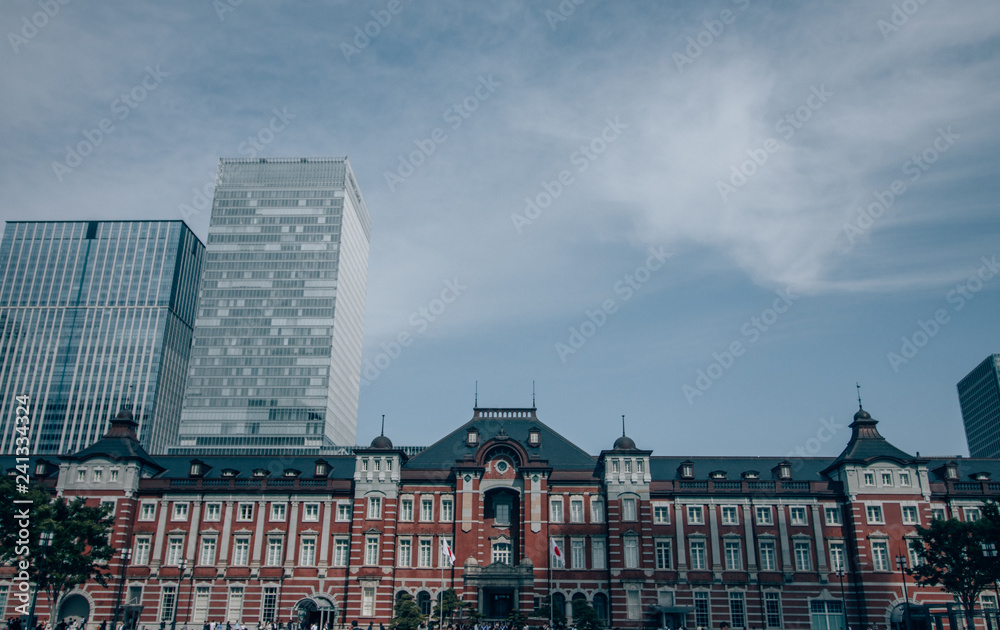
[593, 593, 608, 622]
[552, 593, 567, 624]
[417, 591, 432, 616]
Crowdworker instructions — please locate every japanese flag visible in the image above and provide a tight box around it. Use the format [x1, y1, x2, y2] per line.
[441, 538, 456, 566]
[550, 539, 565, 567]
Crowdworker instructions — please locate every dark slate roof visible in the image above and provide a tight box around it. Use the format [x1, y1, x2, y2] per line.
[924, 457, 1000, 481]
[61, 409, 164, 473]
[650, 456, 834, 481]
[826, 407, 913, 471]
[149, 455, 357, 480]
[404, 408, 598, 470]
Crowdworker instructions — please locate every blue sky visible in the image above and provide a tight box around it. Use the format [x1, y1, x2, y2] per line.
[2, 1, 999, 458]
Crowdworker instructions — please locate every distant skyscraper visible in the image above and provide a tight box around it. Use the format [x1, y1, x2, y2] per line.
[0, 220, 204, 455]
[175, 157, 371, 454]
[957, 353, 1000, 458]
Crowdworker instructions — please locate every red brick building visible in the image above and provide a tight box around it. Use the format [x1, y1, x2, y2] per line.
[2, 404, 999, 630]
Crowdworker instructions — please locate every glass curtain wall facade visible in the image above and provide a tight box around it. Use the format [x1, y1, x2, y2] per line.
[0, 221, 204, 455]
[958, 353, 1000, 458]
[176, 157, 370, 454]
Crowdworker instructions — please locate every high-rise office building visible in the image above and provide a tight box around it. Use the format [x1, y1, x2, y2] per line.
[175, 157, 370, 454]
[0, 220, 204, 455]
[958, 353, 1000, 458]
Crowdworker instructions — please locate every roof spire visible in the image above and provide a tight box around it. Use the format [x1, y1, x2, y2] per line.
[381, 414, 385, 437]
[475, 380, 478, 407]
[532, 380, 535, 407]
[622, 414, 626, 437]
[856, 381, 863, 410]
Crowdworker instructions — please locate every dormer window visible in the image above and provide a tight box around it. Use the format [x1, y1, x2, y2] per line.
[34, 460, 49, 477]
[528, 429, 541, 447]
[945, 463, 959, 480]
[710, 470, 727, 480]
[314, 460, 328, 477]
[253, 469, 269, 478]
[467, 429, 480, 447]
[742, 471, 759, 480]
[221, 469, 238, 478]
[778, 463, 792, 479]
[189, 460, 204, 477]
[680, 461, 694, 479]
[973, 472, 991, 481]
[283, 469, 300, 478]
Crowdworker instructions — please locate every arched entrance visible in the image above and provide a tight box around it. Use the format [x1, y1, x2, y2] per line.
[58, 593, 91, 624]
[293, 596, 337, 630]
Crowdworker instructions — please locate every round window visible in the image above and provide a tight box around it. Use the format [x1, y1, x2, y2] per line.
[495, 460, 509, 473]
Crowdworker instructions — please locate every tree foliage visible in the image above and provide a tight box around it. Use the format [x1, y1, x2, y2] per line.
[391, 593, 425, 630]
[431, 588, 461, 624]
[910, 502, 1000, 630]
[0, 479, 115, 615]
[571, 598, 603, 630]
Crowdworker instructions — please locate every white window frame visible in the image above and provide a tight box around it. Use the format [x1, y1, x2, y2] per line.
[420, 497, 434, 522]
[863, 471, 875, 486]
[901, 504, 920, 525]
[270, 503, 286, 522]
[622, 497, 637, 521]
[204, 503, 222, 522]
[337, 501, 352, 522]
[624, 536, 639, 568]
[550, 498, 564, 522]
[829, 540, 846, 572]
[793, 540, 811, 571]
[440, 497, 454, 522]
[139, 502, 156, 522]
[399, 497, 414, 521]
[570, 498, 585, 523]
[333, 537, 350, 566]
[653, 503, 671, 524]
[398, 537, 412, 568]
[724, 539, 742, 570]
[299, 537, 317, 566]
[303, 502, 320, 522]
[237, 502, 254, 521]
[199, 537, 217, 565]
[866, 504, 885, 524]
[721, 505, 739, 526]
[824, 506, 842, 526]
[171, 502, 189, 521]
[759, 539, 777, 571]
[365, 535, 380, 565]
[688, 505, 704, 525]
[690, 539, 707, 570]
[871, 540, 890, 571]
[166, 536, 184, 566]
[232, 537, 250, 565]
[591, 537, 606, 570]
[655, 539, 672, 570]
[265, 537, 283, 566]
[789, 506, 807, 526]
[367, 496, 382, 520]
[756, 506, 773, 525]
[590, 499, 605, 523]
[134, 536, 151, 565]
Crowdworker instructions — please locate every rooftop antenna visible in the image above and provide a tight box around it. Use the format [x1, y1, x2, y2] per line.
[532, 380, 536, 407]
[856, 381, 863, 410]
[380, 414, 385, 437]
[475, 381, 478, 407]
[622, 414, 626, 437]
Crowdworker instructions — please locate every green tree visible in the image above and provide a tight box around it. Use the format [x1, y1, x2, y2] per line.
[571, 598, 603, 630]
[535, 595, 565, 627]
[391, 593, 426, 630]
[910, 511, 1000, 630]
[507, 608, 527, 630]
[431, 588, 461, 625]
[0, 479, 115, 618]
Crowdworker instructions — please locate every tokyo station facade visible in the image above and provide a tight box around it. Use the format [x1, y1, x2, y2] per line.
[3, 404, 1000, 630]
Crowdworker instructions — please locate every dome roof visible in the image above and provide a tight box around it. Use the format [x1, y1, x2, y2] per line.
[370, 434, 393, 449]
[613, 435, 637, 451]
[854, 407, 872, 422]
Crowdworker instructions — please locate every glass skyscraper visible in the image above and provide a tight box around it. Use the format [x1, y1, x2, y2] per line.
[175, 157, 370, 454]
[958, 353, 1000, 458]
[0, 220, 204, 455]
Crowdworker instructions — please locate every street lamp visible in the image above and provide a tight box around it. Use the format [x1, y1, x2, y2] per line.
[171, 559, 186, 630]
[26, 531, 54, 630]
[895, 554, 910, 630]
[113, 548, 133, 630]
[836, 566, 848, 630]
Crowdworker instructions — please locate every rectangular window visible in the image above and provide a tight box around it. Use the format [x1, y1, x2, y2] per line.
[134, 537, 151, 565]
[764, 592, 782, 628]
[192, 586, 211, 624]
[622, 497, 637, 521]
[300, 538, 316, 566]
[139, 502, 156, 521]
[166, 536, 184, 566]
[303, 503, 320, 522]
[399, 498, 413, 521]
[864, 472, 875, 486]
[829, 541, 846, 572]
[653, 504, 670, 524]
[361, 459, 369, 472]
[420, 497, 434, 521]
[204, 503, 221, 522]
[872, 540, 890, 571]
[760, 540, 776, 571]
[441, 498, 454, 522]
[398, 538, 412, 567]
[899, 472, 911, 486]
[238, 503, 254, 521]
[227, 587, 244, 624]
[624, 537, 639, 568]
[965, 507, 982, 522]
[368, 497, 382, 520]
[722, 506, 739, 525]
[789, 506, 807, 525]
[333, 538, 349, 566]
[688, 505, 704, 525]
[109, 468, 120, 482]
[374, 458, 381, 472]
[495, 501, 511, 526]
[551, 498, 564, 522]
[76, 469, 86, 483]
[592, 538, 606, 570]
[729, 591, 746, 629]
[591, 500, 605, 523]
[690, 540, 707, 570]
[756, 506, 773, 525]
[866, 504, 884, 524]
[902, 505, 919, 525]
[265, 538, 283, 566]
[626, 590, 641, 620]
[127, 586, 142, 606]
[810, 600, 843, 630]
[570, 499, 585, 523]
[908, 539, 923, 569]
[439, 537, 454, 568]
[881, 471, 893, 486]
[725, 540, 742, 570]
[571, 539, 586, 568]
[655, 540, 672, 570]
[159, 586, 176, 622]
[824, 506, 842, 526]
[172, 503, 189, 521]
[199, 538, 217, 565]
[365, 535, 380, 565]
[982, 594, 998, 611]
[362, 585, 376, 618]
[931, 508, 946, 521]
[337, 502, 352, 522]
[694, 592, 711, 628]
[261, 587, 278, 623]
[793, 541, 811, 571]
[418, 539, 432, 567]
[270, 503, 286, 521]
[232, 538, 249, 565]
[93, 468, 103, 482]
[625, 460, 632, 474]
